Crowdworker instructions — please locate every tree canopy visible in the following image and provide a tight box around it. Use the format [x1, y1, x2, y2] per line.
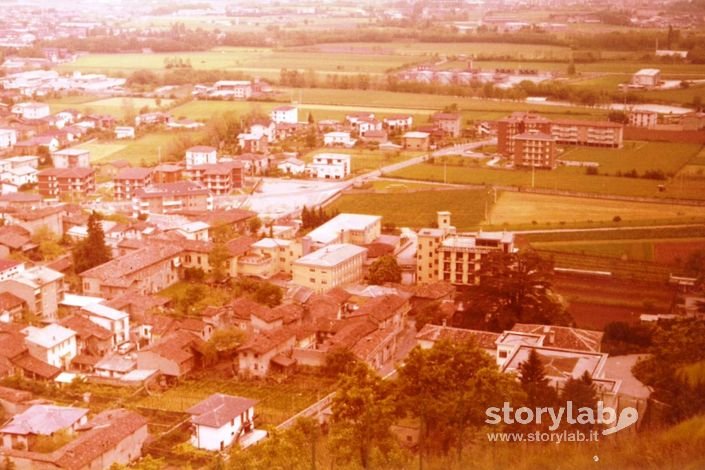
[367, 255, 402, 285]
[73, 212, 111, 274]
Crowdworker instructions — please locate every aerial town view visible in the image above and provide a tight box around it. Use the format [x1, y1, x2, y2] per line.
[0, 0, 704, 468]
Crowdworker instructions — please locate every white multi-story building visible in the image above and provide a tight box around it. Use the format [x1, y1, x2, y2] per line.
[81, 303, 130, 346]
[22, 323, 77, 369]
[631, 69, 661, 88]
[212, 80, 252, 99]
[0, 129, 17, 148]
[628, 110, 658, 128]
[11, 102, 50, 120]
[270, 105, 299, 124]
[307, 153, 351, 180]
[323, 131, 355, 148]
[185, 146, 217, 169]
[51, 148, 91, 169]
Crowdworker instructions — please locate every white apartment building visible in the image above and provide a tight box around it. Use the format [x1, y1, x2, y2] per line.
[185, 146, 217, 169]
[0, 129, 17, 148]
[270, 105, 298, 124]
[307, 153, 351, 180]
[23, 323, 77, 369]
[293, 243, 367, 293]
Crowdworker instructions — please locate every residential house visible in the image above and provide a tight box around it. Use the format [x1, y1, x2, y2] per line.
[323, 131, 355, 148]
[249, 119, 276, 143]
[629, 110, 658, 128]
[431, 112, 462, 137]
[80, 303, 130, 346]
[37, 167, 96, 198]
[0, 259, 24, 281]
[237, 328, 297, 377]
[236, 153, 269, 175]
[277, 157, 306, 175]
[402, 131, 430, 151]
[212, 80, 252, 99]
[185, 146, 217, 169]
[51, 148, 91, 169]
[0, 166, 38, 187]
[1, 404, 88, 451]
[237, 133, 268, 153]
[132, 181, 213, 216]
[80, 243, 182, 299]
[512, 130, 557, 169]
[0, 266, 64, 321]
[0, 205, 66, 235]
[151, 164, 183, 184]
[22, 324, 77, 369]
[11, 102, 50, 120]
[187, 394, 260, 451]
[60, 314, 113, 357]
[187, 161, 244, 195]
[305, 213, 382, 251]
[270, 104, 298, 124]
[114, 167, 153, 201]
[383, 115, 413, 132]
[0, 292, 25, 323]
[0, 128, 17, 149]
[632, 68, 661, 88]
[307, 153, 351, 179]
[115, 126, 135, 139]
[357, 117, 383, 136]
[137, 330, 205, 379]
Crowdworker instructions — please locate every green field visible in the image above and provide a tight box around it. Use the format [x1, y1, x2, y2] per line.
[77, 131, 203, 165]
[489, 191, 705, 227]
[328, 189, 490, 229]
[559, 141, 702, 175]
[390, 157, 705, 200]
[47, 97, 174, 121]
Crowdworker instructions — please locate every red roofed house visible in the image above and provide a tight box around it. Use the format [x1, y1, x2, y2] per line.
[113, 167, 153, 201]
[79, 244, 182, 299]
[431, 112, 463, 137]
[136, 330, 205, 379]
[187, 161, 244, 195]
[132, 181, 213, 216]
[187, 393, 261, 451]
[37, 167, 96, 198]
[237, 328, 297, 377]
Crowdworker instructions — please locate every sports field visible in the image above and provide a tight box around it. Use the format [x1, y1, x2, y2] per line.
[489, 192, 705, 227]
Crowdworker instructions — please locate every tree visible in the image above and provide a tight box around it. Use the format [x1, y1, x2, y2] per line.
[73, 212, 111, 274]
[367, 255, 402, 285]
[684, 249, 705, 280]
[396, 340, 523, 466]
[307, 112, 314, 124]
[518, 348, 558, 410]
[465, 251, 572, 331]
[209, 241, 231, 283]
[322, 347, 358, 377]
[253, 282, 282, 307]
[561, 371, 598, 430]
[31, 226, 64, 261]
[248, 217, 262, 235]
[330, 362, 401, 469]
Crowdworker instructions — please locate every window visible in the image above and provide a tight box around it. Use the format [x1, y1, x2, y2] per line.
[499, 350, 508, 359]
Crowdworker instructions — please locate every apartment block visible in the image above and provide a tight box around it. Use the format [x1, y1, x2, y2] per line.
[37, 167, 95, 198]
[132, 181, 213, 216]
[113, 167, 153, 201]
[293, 243, 367, 293]
[512, 131, 557, 169]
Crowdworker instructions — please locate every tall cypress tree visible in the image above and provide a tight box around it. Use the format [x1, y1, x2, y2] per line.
[518, 348, 558, 409]
[73, 212, 111, 273]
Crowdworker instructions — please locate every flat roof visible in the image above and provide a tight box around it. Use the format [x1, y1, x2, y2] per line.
[295, 243, 367, 268]
[307, 213, 381, 245]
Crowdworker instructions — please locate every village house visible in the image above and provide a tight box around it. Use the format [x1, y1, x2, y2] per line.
[431, 112, 463, 137]
[277, 157, 306, 175]
[211, 80, 252, 99]
[137, 330, 205, 379]
[132, 181, 213, 216]
[0, 265, 64, 321]
[80, 302, 130, 346]
[113, 167, 153, 201]
[0, 292, 25, 323]
[402, 131, 430, 151]
[60, 314, 113, 358]
[1, 404, 88, 451]
[0, 259, 24, 281]
[235, 153, 270, 175]
[1, 204, 66, 235]
[383, 115, 413, 132]
[307, 153, 351, 180]
[248, 119, 276, 143]
[0, 128, 17, 149]
[11, 102, 50, 120]
[151, 164, 183, 184]
[80, 243, 182, 299]
[237, 328, 297, 377]
[114, 126, 135, 139]
[323, 131, 356, 148]
[22, 323, 77, 369]
[237, 133, 268, 153]
[3, 408, 149, 470]
[271, 105, 299, 124]
[187, 393, 262, 451]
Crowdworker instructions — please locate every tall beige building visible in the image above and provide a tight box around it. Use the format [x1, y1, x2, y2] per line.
[417, 212, 514, 286]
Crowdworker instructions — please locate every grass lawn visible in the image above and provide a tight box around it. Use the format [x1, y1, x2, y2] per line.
[370, 180, 441, 191]
[75, 142, 129, 161]
[135, 374, 337, 426]
[559, 141, 702, 175]
[328, 189, 490, 229]
[84, 131, 205, 166]
[47, 97, 174, 120]
[489, 192, 705, 228]
[301, 148, 419, 174]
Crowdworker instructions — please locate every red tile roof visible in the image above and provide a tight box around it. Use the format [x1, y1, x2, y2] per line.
[187, 393, 256, 428]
